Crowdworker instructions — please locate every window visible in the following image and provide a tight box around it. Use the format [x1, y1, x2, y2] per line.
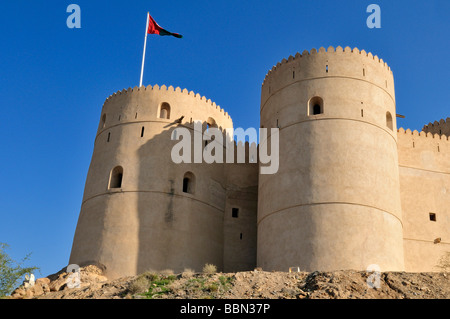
[308, 96, 323, 116]
[206, 117, 217, 132]
[109, 166, 123, 189]
[159, 102, 171, 119]
[429, 213, 436, 222]
[386, 112, 393, 130]
[107, 132, 111, 142]
[232, 208, 239, 218]
[141, 126, 145, 137]
[101, 114, 106, 128]
[182, 172, 195, 194]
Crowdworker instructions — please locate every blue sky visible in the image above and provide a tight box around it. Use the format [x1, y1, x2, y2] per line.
[0, 0, 449, 279]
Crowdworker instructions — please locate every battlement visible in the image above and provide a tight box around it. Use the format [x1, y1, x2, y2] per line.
[398, 127, 450, 141]
[262, 46, 392, 86]
[422, 118, 450, 137]
[103, 84, 231, 120]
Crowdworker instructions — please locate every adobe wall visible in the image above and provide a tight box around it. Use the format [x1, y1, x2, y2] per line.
[397, 128, 450, 272]
[70, 85, 235, 279]
[258, 46, 405, 272]
[223, 142, 259, 272]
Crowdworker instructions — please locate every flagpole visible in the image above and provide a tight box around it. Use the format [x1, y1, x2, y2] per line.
[139, 12, 149, 87]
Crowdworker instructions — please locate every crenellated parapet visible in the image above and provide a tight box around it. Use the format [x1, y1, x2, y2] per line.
[261, 46, 395, 106]
[97, 84, 233, 136]
[422, 118, 450, 137]
[397, 127, 450, 168]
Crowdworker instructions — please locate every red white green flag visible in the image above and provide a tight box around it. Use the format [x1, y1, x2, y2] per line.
[147, 13, 183, 38]
[140, 13, 183, 87]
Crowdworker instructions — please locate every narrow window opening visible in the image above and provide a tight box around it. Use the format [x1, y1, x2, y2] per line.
[118, 115, 121, 121]
[429, 213, 436, 222]
[190, 117, 192, 124]
[386, 112, 393, 131]
[413, 141, 415, 148]
[141, 126, 145, 137]
[276, 119, 279, 127]
[101, 114, 106, 128]
[293, 71, 295, 79]
[182, 172, 195, 194]
[135, 112, 138, 119]
[361, 109, 364, 117]
[438, 145, 440, 152]
[109, 166, 123, 189]
[183, 178, 189, 193]
[107, 132, 111, 142]
[326, 65, 328, 73]
[240, 233, 243, 240]
[232, 208, 239, 218]
[363, 68, 365, 76]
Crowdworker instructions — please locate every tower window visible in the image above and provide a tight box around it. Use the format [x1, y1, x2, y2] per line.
[429, 213, 436, 222]
[386, 112, 393, 130]
[141, 126, 145, 137]
[107, 132, 111, 142]
[232, 208, 239, 218]
[326, 65, 329, 73]
[101, 114, 106, 128]
[159, 102, 171, 119]
[182, 172, 195, 194]
[308, 96, 324, 116]
[109, 166, 123, 189]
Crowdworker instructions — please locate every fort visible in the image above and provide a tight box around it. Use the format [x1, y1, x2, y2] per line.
[69, 46, 450, 279]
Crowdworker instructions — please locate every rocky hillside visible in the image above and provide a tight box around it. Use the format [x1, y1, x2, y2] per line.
[9, 265, 450, 299]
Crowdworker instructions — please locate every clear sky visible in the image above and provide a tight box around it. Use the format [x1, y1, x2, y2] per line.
[0, 0, 449, 279]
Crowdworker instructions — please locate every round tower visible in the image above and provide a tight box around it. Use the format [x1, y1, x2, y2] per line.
[258, 46, 405, 272]
[69, 85, 233, 279]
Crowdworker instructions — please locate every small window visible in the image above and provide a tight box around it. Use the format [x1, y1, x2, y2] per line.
[141, 126, 145, 137]
[232, 208, 239, 218]
[326, 65, 329, 73]
[429, 213, 436, 222]
[308, 96, 323, 116]
[240, 233, 243, 240]
[361, 109, 364, 117]
[159, 102, 171, 119]
[101, 114, 106, 128]
[386, 112, 393, 131]
[206, 117, 217, 132]
[109, 166, 123, 189]
[107, 132, 111, 142]
[182, 172, 195, 194]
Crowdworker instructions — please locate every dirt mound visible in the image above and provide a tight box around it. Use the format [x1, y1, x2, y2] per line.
[9, 265, 450, 299]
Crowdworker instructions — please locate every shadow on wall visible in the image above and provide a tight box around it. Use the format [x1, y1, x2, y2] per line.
[134, 120, 229, 274]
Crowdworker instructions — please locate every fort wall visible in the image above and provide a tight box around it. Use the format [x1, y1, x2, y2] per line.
[258, 47, 404, 272]
[397, 129, 450, 271]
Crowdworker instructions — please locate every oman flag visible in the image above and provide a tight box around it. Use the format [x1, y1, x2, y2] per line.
[147, 13, 183, 38]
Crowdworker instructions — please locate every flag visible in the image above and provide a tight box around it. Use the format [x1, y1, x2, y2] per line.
[147, 13, 183, 38]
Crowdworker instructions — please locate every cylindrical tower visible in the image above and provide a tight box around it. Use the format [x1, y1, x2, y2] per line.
[69, 85, 233, 279]
[258, 46, 405, 272]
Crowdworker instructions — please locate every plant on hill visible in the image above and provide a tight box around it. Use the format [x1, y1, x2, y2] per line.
[0, 243, 39, 297]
